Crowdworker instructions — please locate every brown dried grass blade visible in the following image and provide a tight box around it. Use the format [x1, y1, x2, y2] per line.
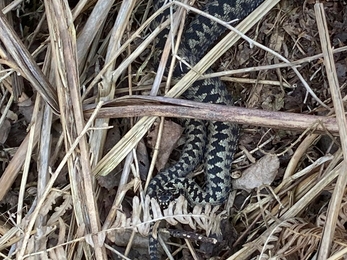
[0, 11, 59, 114]
[314, 3, 347, 259]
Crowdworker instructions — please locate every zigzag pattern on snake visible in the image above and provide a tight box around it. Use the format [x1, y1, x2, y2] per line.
[146, 0, 264, 258]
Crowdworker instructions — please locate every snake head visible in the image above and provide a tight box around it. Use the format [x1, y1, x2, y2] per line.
[156, 185, 181, 209]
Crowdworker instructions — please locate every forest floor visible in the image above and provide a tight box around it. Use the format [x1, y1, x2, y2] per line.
[0, 0, 347, 259]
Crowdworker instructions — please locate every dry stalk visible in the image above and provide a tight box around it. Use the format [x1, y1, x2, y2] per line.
[0, 11, 59, 113]
[314, 3, 347, 259]
[85, 96, 340, 135]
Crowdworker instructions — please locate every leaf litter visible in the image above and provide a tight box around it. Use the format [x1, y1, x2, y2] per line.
[0, 0, 347, 259]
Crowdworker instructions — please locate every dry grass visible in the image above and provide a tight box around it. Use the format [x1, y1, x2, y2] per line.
[0, 0, 347, 259]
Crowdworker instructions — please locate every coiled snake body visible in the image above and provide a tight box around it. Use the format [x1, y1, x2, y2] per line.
[147, 0, 263, 258]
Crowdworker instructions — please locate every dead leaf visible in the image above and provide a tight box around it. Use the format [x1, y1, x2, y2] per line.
[137, 139, 150, 180]
[232, 154, 280, 192]
[147, 120, 183, 171]
[17, 93, 33, 123]
[0, 119, 11, 144]
[97, 121, 122, 189]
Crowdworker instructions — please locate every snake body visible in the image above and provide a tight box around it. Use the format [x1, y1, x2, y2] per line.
[147, 0, 263, 258]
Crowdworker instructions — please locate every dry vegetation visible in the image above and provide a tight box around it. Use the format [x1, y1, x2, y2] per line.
[0, 0, 347, 259]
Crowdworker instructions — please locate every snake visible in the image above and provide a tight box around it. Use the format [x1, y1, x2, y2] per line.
[146, 0, 264, 258]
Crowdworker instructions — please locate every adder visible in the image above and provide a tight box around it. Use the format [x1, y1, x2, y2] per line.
[146, 0, 264, 258]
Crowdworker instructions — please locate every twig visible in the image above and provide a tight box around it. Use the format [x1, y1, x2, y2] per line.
[84, 96, 340, 135]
